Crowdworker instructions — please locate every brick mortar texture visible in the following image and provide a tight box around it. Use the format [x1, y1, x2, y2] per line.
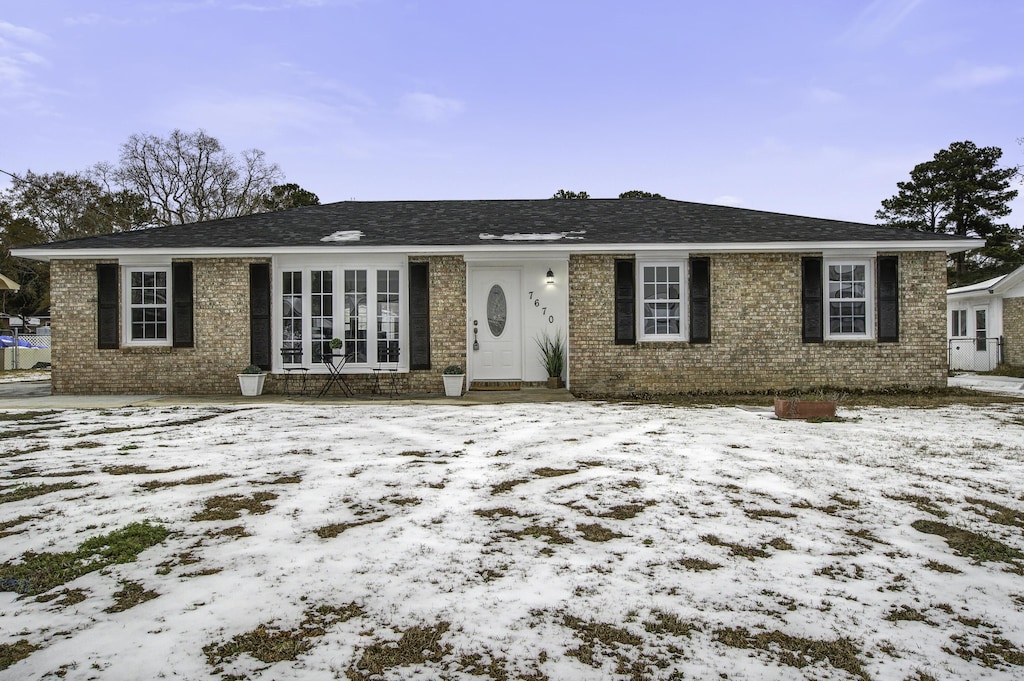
[568, 251, 948, 395]
[406, 255, 466, 393]
[51, 258, 264, 394]
[1002, 297, 1024, 367]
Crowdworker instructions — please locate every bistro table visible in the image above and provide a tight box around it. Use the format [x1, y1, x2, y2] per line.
[318, 353, 352, 397]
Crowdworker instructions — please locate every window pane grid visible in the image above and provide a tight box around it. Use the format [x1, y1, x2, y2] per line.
[281, 267, 401, 369]
[129, 269, 169, 341]
[827, 264, 867, 336]
[311, 270, 333, 363]
[641, 265, 681, 338]
[344, 270, 368, 363]
[376, 269, 400, 363]
[282, 271, 302, 362]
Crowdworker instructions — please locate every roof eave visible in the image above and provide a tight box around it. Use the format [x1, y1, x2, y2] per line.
[12, 238, 983, 262]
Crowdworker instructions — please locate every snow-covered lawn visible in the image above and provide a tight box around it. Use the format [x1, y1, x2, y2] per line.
[1, 401, 1023, 680]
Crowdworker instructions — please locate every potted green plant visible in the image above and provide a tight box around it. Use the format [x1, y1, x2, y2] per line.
[329, 337, 344, 356]
[237, 364, 266, 396]
[535, 329, 565, 388]
[442, 365, 465, 397]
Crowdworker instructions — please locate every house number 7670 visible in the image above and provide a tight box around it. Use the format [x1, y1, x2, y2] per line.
[528, 291, 555, 324]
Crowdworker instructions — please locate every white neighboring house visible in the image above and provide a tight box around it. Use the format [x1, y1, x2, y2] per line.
[947, 266, 1024, 371]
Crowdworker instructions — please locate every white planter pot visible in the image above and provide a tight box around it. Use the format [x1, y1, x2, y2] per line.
[238, 373, 266, 396]
[442, 373, 464, 397]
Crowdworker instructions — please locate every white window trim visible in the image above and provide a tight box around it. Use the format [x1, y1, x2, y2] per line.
[950, 309, 969, 338]
[122, 266, 172, 347]
[637, 260, 688, 342]
[823, 258, 874, 341]
[272, 260, 408, 373]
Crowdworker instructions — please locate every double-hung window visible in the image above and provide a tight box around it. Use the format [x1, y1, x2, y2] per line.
[639, 262, 686, 341]
[950, 309, 968, 337]
[126, 268, 170, 344]
[825, 260, 872, 339]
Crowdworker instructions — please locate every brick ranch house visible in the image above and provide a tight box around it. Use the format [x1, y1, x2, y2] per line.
[13, 199, 978, 396]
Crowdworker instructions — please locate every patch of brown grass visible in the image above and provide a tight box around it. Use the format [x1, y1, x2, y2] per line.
[105, 580, 159, 613]
[507, 524, 573, 545]
[745, 508, 798, 520]
[315, 516, 388, 539]
[35, 588, 88, 608]
[596, 503, 652, 520]
[644, 609, 696, 638]
[912, 520, 1024, 566]
[924, 560, 962, 574]
[474, 507, 527, 520]
[141, 473, 231, 490]
[191, 492, 277, 521]
[0, 639, 38, 671]
[102, 464, 187, 475]
[714, 626, 868, 680]
[677, 557, 722, 571]
[576, 523, 626, 542]
[205, 603, 364, 669]
[490, 478, 529, 495]
[947, 632, 1024, 668]
[884, 605, 934, 624]
[0, 481, 80, 504]
[965, 496, 1024, 529]
[0, 514, 36, 538]
[61, 440, 104, 450]
[562, 614, 642, 669]
[347, 621, 450, 680]
[887, 492, 949, 519]
[702, 534, 771, 559]
[532, 467, 578, 478]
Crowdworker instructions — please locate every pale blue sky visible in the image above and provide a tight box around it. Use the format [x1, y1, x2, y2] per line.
[2, 0, 1022, 225]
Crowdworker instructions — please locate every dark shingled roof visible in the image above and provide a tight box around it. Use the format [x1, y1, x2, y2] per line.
[27, 199, 969, 251]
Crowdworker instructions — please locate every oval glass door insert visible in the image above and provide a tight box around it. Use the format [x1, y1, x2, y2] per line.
[487, 285, 507, 337]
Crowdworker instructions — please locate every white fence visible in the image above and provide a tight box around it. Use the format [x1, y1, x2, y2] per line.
[948, 337, 1002, 372]
[1, 333, 52, 370]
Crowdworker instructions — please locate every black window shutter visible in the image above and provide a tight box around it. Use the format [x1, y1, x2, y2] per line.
[172, 262, 194, 348]
[614, 259, 635, 345]
[96, 263, 119, 349]
[689, 257, 711, 343]
[801, 257, 824, 343]
[877, 256, 899, 343]
[249, 263, 272, 370]
[409, 262, 431, 370]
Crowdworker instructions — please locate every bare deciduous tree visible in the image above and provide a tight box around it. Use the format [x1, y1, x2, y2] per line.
[101, 129, 284, 226]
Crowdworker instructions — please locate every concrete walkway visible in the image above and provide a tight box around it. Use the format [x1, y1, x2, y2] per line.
[0, 378, 577, 409]
[948, 372, 1024, 395]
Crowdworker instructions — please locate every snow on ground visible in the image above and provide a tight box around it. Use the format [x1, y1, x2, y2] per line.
[0, 370, 49, 384]
[1, 401, 1023, 680]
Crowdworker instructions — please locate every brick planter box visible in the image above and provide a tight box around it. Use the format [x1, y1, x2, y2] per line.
[774, 397, 837, 420]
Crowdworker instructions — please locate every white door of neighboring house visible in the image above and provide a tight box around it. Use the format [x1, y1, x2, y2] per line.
[973, 307, 997, 371]
[468, 268, 522, 382]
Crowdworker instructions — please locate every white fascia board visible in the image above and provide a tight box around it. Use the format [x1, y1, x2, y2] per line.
[12, 238, 982, 262]
[463, 251, 569, 263]
[992, 265, 1024, 296]
[947, 276, 1005, 296]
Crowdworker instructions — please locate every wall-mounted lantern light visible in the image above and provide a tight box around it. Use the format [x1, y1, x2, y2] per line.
[546, 268, 555, 285]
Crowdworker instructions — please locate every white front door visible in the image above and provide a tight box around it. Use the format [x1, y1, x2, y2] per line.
[469, 268, 522, 381]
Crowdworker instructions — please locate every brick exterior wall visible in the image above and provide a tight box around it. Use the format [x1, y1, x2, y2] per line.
[568, 251, 948, 395]
[51, 258, 262, 394]
[52, 251, 948, 396]
[406, 255, 466, 393]
[1003, 297, 1024, 367]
